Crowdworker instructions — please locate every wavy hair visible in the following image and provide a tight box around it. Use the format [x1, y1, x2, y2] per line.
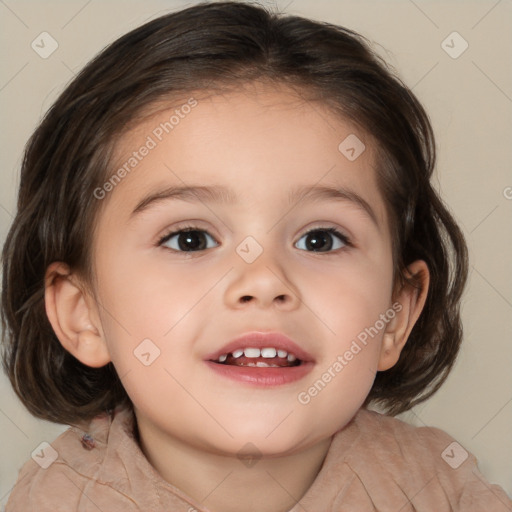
[1, 0, 468, 424]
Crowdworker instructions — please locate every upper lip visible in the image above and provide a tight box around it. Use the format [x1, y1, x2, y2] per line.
[204, 331, 315, 363]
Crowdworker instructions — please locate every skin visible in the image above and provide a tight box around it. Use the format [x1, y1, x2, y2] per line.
[45, 81, 429, 512]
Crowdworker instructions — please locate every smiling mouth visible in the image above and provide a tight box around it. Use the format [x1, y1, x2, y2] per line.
[210, 347, 302, 368]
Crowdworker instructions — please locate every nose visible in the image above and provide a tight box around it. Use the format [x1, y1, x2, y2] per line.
[224, 245, 301, 310]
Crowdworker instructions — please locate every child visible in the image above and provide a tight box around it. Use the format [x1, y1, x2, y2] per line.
[2, 1, 511, 510]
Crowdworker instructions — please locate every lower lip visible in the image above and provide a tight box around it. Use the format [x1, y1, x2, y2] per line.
[204, 360, 314, 387]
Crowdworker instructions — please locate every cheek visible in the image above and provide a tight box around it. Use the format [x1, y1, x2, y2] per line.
[94, 249, 222, 385]
[293, 251, 393, 403]
[96, 246, 216, 336]
[297, 249, 394, 337]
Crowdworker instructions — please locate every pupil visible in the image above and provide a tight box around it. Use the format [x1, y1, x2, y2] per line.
[307, 230, 332, 252]
[179, 230, 206, 251]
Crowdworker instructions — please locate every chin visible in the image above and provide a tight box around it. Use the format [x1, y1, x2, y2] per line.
[212, 421, 318, 456]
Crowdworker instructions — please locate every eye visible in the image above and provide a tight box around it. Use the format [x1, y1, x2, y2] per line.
[157, 225, 351, 254]
[158, 226, 218, 252]
[295, 227, 350, 253]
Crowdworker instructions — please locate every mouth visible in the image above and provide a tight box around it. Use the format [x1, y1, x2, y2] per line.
[204, 331, 315, 386]
[209, 347, 302, 368]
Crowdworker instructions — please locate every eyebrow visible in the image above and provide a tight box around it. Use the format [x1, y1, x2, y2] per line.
[129, 183, 379, 228]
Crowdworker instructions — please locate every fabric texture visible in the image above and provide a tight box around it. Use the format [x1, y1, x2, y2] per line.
[6, 405, 512, 511]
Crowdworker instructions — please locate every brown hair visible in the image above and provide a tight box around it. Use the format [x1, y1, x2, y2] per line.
[1, 0, 468, 424]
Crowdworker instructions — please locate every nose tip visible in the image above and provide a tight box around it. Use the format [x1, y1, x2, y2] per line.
[226, 243, 301, 310]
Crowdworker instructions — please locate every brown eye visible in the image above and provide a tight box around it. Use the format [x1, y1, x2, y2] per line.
[295, 228, 349, 253]
[159, 228, 218, 252]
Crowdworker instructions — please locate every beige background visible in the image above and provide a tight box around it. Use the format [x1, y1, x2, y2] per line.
[1, 0, 511, 506]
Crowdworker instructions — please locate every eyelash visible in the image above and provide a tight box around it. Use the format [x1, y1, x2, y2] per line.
[156, 224, 352, 254]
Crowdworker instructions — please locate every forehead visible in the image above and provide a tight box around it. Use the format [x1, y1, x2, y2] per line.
[104, 82, 387, 229]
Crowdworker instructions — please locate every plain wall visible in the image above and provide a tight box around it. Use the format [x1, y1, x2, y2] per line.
[1, 0, 511, 507]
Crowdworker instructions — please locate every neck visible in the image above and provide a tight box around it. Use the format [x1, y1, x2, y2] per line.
[134, 412, 332, 512]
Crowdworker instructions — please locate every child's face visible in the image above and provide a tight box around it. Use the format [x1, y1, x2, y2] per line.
[87, 82, 412, 455]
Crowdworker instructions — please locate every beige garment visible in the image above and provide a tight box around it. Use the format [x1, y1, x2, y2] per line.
[6, 405, 512, 511]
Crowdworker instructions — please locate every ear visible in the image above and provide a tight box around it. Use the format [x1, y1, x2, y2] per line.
[44, 261, 111, 368]
[378, 260, 430, 371]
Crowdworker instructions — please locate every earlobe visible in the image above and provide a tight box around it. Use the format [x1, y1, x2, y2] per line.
[44, 262, 111, 368]
[377, 260, 430, 371]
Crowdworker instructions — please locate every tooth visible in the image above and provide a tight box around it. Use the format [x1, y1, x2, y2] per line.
[261, 348, 277, 358]
[244, 348, 261, 358]
[287, 353, 297, 362]
[218, 354, 227, 362]
[277, 349, 287, 358]
[255, 361, 271, 367]
[232, 349, 244, 358]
